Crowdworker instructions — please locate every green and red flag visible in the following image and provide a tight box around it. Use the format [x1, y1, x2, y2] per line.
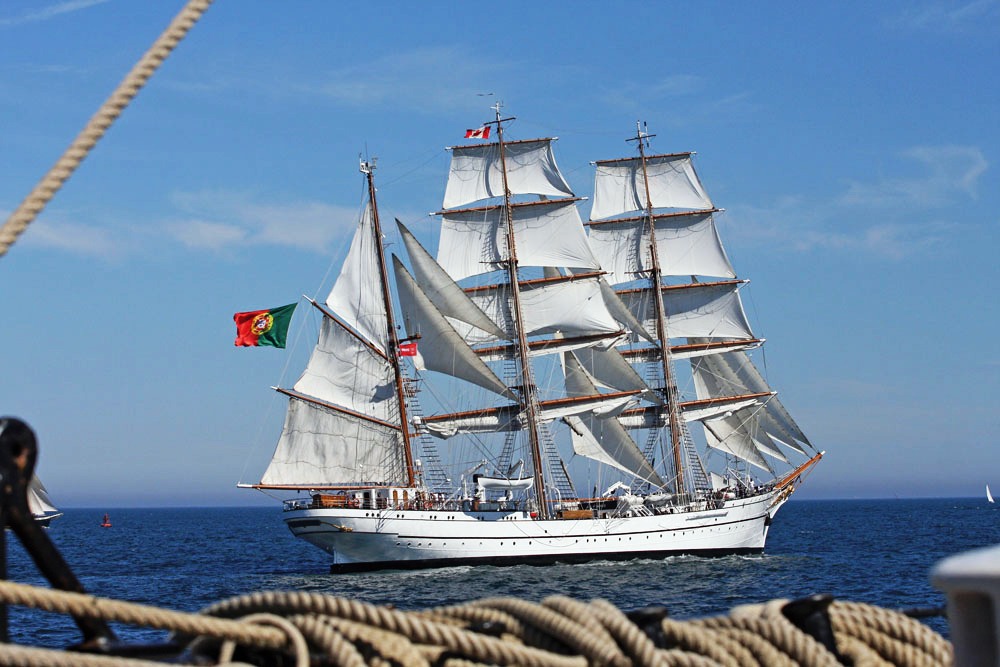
[233, 303, 297, 348]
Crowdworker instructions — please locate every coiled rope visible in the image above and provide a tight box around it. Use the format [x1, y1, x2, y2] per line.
[0, 0, 214, 259]
[0, 579, 953, 666]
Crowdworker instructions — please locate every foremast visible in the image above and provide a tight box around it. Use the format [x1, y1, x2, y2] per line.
[362, 159, 416, 488]
[489, 104, 550, 519]
[630, 123, 689, 497]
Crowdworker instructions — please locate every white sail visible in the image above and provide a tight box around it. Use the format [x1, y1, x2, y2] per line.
[261, 193, 409, 488]
[702, 413, 773, 472]
[325, 202, 389, 352]
[568, 344, 656, 400]
[262, 399, 406, 486]
[437, 200, 601, 282]
[618, 281, 755, 340]
[443, 139, 574, 210]
[988, 484, 995, 503]
[393, 258, 516, 400]
[461, 274, 624, 343]
[292, 311, 396, 422]
[563, 354, 664, 486]
[690, 341, 810, 453]
[591, 153, 713, 221]
[396, 220, 507, 340]
[27, 476, 59, 516]
[588, 211, 735, 283]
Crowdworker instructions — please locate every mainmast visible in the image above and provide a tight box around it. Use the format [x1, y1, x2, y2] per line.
[629, 122, 688, 496]
[362, 159, 416, 487]
[489, 103, 551, 518]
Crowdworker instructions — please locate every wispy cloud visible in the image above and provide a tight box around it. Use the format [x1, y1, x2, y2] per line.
[165, 191, 360, 252]
[17, 218, 125, 258]
[889, 0, 1000, 33]
[728, 144, 985, 259]
[293, 47, 509, 114]
[0, 0, 110, 28]
[839, 145, 988, 208]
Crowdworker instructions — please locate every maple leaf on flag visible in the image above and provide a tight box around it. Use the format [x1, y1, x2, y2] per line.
[465, 125, 491, 139]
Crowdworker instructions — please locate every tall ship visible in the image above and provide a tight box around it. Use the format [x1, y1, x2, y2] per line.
[246, 107, 823, 572]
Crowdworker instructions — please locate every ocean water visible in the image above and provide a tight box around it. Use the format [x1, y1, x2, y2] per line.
[5, 498, 998, 649]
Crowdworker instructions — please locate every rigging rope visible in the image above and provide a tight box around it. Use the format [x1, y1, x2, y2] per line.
[0, 579, 953, 666]
[0, 0, 215, 259]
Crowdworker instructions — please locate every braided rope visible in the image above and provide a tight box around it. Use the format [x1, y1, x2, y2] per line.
[0, 580, 285, 649]
[0, 0, 214, 258]
[0, 579, 953, 666]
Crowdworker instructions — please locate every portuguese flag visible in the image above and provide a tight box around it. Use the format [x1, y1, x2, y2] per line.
[233, 303, 297, 348]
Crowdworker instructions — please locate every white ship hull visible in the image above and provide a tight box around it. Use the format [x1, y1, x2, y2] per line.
[285, 489, 789, 573]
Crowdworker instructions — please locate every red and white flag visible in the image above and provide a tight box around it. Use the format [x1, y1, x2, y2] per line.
[465, 125, 491, 139]
[398, 341, 418, 357]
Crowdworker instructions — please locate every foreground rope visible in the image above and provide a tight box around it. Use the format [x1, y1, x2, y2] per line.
[0, 579, 953, 666]
[0, 0, 214, 258]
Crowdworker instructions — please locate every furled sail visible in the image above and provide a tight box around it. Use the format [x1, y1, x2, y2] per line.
[588, 210, 736, 283]
[591, 153, 713, 221]
[419, 390, 640, 439]
[437, 200, 601, 282]
[443, 138, 574, 210]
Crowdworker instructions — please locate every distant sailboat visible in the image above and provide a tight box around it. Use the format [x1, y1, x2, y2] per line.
[27, 475, 62, 527]
[987, 485, 994, 504]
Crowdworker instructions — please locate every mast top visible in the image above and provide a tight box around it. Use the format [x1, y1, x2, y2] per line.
[627, 120, 655, 150]
[359, 157, 377, 175]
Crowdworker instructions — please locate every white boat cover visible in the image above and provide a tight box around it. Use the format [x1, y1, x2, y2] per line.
[443, 139, 574, 210]
[591, 153, 713, 221]
[588, 211, 735, 283]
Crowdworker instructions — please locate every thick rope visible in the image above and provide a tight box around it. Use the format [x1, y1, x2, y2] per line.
[0, 0, 214, 258]
[0, 579, 953, 666]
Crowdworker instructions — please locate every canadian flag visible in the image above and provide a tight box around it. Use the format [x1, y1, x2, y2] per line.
[398, 341, 418, 357]
[465, 125, 491, 139]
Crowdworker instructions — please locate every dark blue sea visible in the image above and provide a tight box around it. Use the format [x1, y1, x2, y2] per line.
[6, 498, 998, 649]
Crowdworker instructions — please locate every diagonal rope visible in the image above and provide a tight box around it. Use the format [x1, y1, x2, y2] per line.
[0, 0, 215, 258]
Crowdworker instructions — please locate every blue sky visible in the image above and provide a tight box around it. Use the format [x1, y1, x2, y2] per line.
[1, 1, 997, 507]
